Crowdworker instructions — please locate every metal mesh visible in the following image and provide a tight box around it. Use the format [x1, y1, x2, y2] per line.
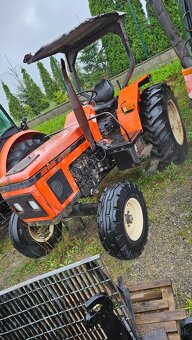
[0, 255, 135, 340]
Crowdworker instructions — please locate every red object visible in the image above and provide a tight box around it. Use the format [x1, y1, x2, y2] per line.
[182, 67, 192, 100]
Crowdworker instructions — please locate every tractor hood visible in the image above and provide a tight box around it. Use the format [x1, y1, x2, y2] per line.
[0, 111, 88, 189]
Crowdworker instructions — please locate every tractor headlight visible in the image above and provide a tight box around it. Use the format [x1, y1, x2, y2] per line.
[28, 200, 40, 210]
[13, 203, 23, 212]
[6, 194, 48, 218]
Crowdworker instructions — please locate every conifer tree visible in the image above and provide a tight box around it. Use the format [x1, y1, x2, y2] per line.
[21, 68, 49, 114]
[89, 0, 127, 75]
[88, 0, 150, 75]
[78, 42, 110, 87]
[145, 3, 169, 55]
[88, 0, 182, 74]
[2, 82, 25, 120]
[146, 0, 182, 55]
[37, 61, 58, 100]
[50, 56, 67, 92]
[164, 0, 182, 32]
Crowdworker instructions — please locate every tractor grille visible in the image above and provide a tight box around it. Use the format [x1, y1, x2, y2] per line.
[0, 255, 136, 340]
[47, 169, 73, 204]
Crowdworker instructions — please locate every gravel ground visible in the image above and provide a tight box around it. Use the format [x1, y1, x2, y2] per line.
[128, 180, 192, 308]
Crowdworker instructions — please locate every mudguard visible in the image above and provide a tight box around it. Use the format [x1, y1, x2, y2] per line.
[0, 130, 45, 177]
[117, 74, 151, 141]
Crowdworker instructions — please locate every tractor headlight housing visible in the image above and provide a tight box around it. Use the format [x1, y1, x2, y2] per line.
[6, 194, 48, 219]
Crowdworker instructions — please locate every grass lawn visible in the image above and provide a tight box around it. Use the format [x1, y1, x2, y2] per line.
[1, 59, 192, 290]
[34, 110, 70, 134]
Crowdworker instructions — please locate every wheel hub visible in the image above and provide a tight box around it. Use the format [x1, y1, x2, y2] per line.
[28, 225, 54, 243]
[167, 99, 184, 145]
[125, 213, 133, 224]
[124, 198, 143, 241]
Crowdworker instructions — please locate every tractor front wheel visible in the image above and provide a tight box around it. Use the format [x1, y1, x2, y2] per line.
[97, 182, 148, 260]
[9, 213, 62, 258]
[140, 83, 187, 165]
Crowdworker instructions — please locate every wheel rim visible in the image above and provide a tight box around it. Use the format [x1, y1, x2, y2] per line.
[28, 225, 54, 243]
[124, 198, 143, 241]
[167, 100, 184, 145]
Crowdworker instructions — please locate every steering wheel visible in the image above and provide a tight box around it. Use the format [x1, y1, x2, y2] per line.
[77, 90, 97, 104]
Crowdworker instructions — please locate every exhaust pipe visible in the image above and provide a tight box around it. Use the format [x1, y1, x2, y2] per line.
[61, 59, 96, 151]
[149, 0, 192, 69]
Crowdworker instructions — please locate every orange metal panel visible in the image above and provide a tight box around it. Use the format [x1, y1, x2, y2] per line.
[117, 74, 150, 141]
[64, 106, 102, 142]
[0, 130, 44, 177]
[117, 83, 142, 140]
[0, 127, 83, 186]
[2, 139, 89, 223]
[0, 106, 101, 188]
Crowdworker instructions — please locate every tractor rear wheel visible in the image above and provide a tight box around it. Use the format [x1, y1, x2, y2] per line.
[9, 213, 62, 258]
[97, 182, 148, 260]
[140, 83, 187, 165]
[7, 137, 44, 171]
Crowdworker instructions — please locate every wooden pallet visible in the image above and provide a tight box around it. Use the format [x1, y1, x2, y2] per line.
[127, 279, 186, 339]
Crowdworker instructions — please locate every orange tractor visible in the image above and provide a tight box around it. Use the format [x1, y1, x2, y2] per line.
[0, 12, 187, 259]
[0, 104, 31, 228]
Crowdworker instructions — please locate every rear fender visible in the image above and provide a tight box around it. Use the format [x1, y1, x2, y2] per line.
[117, 74, 151, 141]
[0, 130, 45, 177]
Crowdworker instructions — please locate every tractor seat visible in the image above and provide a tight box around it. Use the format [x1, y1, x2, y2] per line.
[93, 79, 116, 112]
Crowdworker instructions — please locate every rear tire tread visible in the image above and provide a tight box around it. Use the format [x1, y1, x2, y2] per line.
[7, 138, 43, 171]
[140, 82, 187, 165]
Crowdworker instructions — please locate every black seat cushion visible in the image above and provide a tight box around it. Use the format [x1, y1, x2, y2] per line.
[94, 79, 114, 103]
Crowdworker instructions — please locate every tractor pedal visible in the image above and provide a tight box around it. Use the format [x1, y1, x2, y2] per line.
[145, 158, 160, 175]
[138, 144, 153, 160]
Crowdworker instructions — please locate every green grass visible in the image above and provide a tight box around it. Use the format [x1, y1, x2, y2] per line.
[148, 59, 182, 84]
[34, 110, 69, 134]
[1, 59, 192, 288]
[184, 297, 192, 314]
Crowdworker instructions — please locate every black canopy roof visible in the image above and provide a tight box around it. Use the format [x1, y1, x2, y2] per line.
[24, 12, 125, 64]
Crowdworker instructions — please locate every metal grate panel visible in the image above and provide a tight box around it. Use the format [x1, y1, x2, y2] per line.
[0, 255, 136, 339]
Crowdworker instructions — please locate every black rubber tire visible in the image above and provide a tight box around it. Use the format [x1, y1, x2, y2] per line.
[140, 83, 187, 165]
[97, 182, 148, 260]
[7, 138, 43, 171]
[9, 213, 62, 258]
